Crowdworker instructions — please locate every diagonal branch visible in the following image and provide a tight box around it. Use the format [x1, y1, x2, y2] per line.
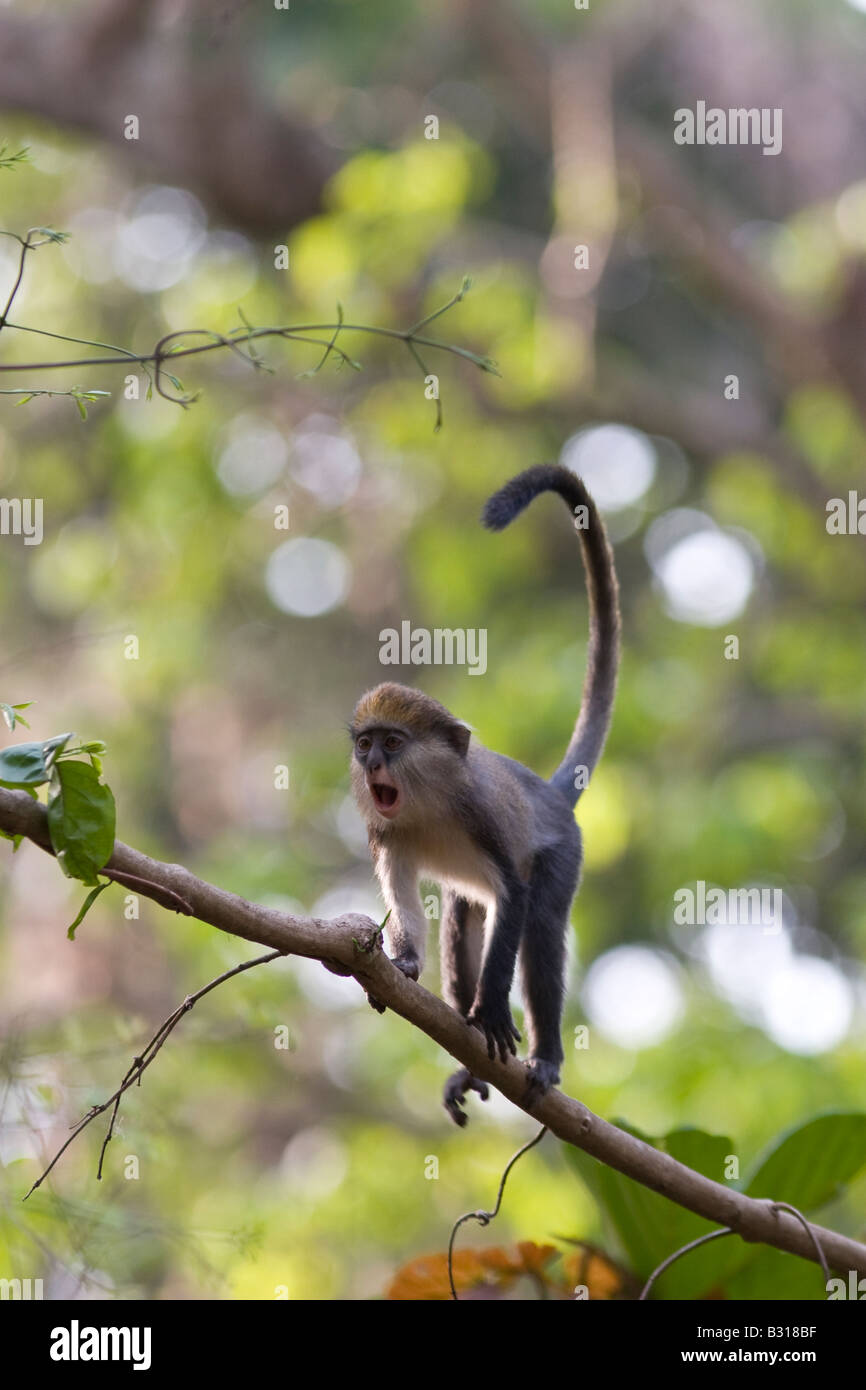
[1, 783, 865, 1280]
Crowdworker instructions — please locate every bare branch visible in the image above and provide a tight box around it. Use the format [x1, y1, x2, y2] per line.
[0, 287, 498, 420]
[24, 949, 283, 1199]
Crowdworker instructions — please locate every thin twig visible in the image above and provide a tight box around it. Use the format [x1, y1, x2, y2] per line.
[0, 238, 29, 329]
[770, 1202, 831, 1289]
[0, 320, 498, 375]
[0, 280, 499, 428]
[0, 228, 67, 329]
[447, 1125, 548, 1299]
[639, 1201, 832, 1300]
[639, 1228, 734, 1301]
[23, 949, 283, 1199]
[407, 276, 472, 336]
[99, 868, 194, 916]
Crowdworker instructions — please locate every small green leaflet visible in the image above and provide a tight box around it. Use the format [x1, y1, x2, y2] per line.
[47, 759, 116, 886]
[0, 702, 33, 732]
[67, 879, 110, 940]
[0, 732, 72, 787]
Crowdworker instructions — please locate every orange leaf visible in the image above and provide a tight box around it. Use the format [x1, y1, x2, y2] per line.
[386, 1250, 486, 1301]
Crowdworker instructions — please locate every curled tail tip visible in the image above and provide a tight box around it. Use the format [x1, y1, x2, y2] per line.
[481, 465, 559, 532]
[481, 493, 515, 532]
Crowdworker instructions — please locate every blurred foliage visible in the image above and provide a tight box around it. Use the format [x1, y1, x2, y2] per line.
[0, 0, 865, 1302]
[387, 1240, 635, 1300]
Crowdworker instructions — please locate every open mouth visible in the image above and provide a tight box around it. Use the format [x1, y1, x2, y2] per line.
[368, 776, 401, 817]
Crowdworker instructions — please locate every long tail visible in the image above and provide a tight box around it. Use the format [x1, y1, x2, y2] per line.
[482, 463, 620, 808]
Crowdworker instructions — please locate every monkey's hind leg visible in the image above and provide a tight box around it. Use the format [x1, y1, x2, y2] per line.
[519, 847, 576, 1108]
[440, 893, 489, 1126]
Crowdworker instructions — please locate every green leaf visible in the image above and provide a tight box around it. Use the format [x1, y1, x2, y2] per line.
[0, 739, 47, 784]
[47, 760, 116, 886]
[42, 731, 74, 770]
[0, 144, 29, 170]
[67, 879, 110, 940]
[564, 1124, 744, 1299]
[0, 731, 71, 786]
[0, 827, 23, 851]
[723, 1245, 826, 1301]
[7, 701, 33, 730]
[32, 226, 69, 244]
[744, 1111, 866, 1211]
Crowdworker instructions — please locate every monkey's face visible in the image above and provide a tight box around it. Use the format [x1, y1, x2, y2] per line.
[352, 727, 408, 821]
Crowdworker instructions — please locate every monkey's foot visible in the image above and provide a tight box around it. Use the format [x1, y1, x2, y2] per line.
[443, 1068, 489, 1128]
[523, 1058, 560, 1109]
[466, 1000, 521, 1064]
[367, 952, 419, 1013]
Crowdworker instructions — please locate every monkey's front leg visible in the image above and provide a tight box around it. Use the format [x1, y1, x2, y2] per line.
[466, 882, 526, 1063]
[366, 849, 427, 1011]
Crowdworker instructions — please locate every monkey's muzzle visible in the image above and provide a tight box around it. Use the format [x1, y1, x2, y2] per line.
[367, 768, 401, 818]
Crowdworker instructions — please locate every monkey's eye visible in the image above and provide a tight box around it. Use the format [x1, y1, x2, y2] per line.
[384, 734, 403, 753]
[356, 735, 372, 754]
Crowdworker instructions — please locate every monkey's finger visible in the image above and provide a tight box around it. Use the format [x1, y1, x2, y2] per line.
[500, 1023, 521, 1061]
[467, 1012, 493, 1058]
[444, 1097, 469, 1128]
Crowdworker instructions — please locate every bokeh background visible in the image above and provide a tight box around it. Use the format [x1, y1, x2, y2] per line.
[1, 0, 866, 1300]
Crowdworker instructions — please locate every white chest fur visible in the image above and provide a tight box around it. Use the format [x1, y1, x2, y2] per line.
[414, 821, 502, 909]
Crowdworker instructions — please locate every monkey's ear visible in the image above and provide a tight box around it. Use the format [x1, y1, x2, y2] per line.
[447, 722, 472, 758]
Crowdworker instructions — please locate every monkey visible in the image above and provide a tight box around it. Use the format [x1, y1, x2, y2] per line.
[349, 463, 620, 1125]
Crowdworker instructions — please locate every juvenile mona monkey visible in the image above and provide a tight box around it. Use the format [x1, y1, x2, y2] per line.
[350, 464, 620, 1125]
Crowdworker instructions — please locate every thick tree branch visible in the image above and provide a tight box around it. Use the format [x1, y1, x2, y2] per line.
[1, 784, 864, 1281]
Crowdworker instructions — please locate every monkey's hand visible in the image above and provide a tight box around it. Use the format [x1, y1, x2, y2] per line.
[443, 1068, 489, 1127]
[466, 997, 521, 1064]
[390, 952, 420, 982]
[523, 1058, 560, 1109]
